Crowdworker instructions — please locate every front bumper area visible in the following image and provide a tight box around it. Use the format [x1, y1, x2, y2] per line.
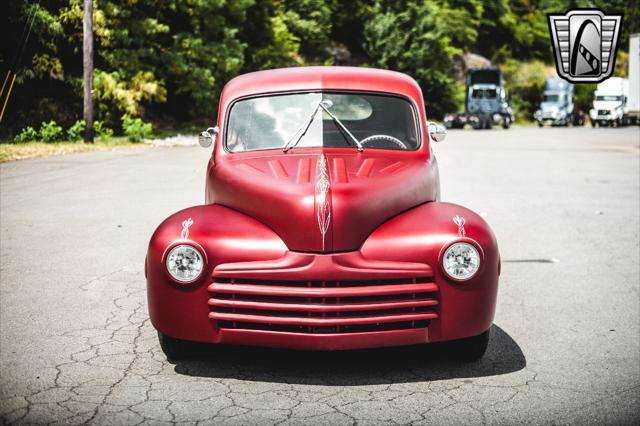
[146, 202, 499, 351]
[149, 249, 497, 351]
[216, 328, 430, 351]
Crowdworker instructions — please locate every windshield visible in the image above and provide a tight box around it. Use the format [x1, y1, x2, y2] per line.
[226, 92, 419, 152]
[471, 88, 498, 99]
[595, 95, 622, 102]
[542, 94, 564, 103]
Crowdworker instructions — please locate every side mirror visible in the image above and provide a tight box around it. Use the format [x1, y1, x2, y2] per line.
[427, 122, 446, 143]
[198, 126, 219, 148]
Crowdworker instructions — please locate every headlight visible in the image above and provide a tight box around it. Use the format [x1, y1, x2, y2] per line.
[166, 244, 204, 282]
[442, 242, 480, 281]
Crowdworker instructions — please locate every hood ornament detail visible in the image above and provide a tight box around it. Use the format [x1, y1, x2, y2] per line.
[181, 217, 194, 239]
[453, 215, 466, 237]
[315, 154, 331, 250]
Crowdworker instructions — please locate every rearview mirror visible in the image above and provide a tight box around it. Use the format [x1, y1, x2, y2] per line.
[427, 122, 446, 143]
[198, 126, 219, 148]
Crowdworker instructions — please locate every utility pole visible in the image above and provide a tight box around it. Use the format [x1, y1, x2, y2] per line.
[83, 0, 94, 142]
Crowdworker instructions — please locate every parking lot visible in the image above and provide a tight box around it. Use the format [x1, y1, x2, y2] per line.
[1, 126, 638, 424]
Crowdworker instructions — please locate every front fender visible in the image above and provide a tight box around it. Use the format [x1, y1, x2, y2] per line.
[361, 202, 500, 341]
[146, 204, 287, 342]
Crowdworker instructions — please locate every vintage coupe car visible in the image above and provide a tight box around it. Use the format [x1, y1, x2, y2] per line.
[146, 67, 500, 360]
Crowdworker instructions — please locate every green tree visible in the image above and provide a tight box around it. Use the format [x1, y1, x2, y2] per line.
[363, 1, 462, 118]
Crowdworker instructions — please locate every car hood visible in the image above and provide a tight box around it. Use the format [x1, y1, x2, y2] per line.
[208, 150, 438, 253]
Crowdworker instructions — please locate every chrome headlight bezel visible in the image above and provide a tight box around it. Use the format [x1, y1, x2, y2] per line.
[439, 239, 483, 282]
[163, 242, 207, 284]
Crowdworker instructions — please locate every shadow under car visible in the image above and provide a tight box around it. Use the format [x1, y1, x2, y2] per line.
[170, 324, 525, 385]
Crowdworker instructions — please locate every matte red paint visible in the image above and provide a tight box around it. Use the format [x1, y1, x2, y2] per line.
[146, 67, 499, 351]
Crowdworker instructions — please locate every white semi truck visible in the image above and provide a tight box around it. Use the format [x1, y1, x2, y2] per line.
[589, 33, 639, 126]
[534, 77, 584, 127]
[589, 77, 628, 127]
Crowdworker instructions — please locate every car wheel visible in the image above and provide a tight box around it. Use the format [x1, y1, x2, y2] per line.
[158, 332, 195, 360]
[537, 122, 544, 128]
[450, 329, 490, 361]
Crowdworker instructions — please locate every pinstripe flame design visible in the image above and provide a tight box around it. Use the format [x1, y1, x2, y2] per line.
[453, 215, 466, 237]
[181, 217, 194, 239]
[315, 154, 331, 250]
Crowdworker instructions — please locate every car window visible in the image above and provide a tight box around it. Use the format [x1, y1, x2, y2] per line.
[543, 94, 563, 102]
[471, 89, 497, 99]
[226, 92, 419, 152]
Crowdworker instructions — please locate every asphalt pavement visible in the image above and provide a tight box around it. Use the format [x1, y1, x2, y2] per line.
[1, 126, 639, 424]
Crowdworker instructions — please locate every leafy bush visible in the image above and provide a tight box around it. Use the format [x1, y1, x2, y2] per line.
[94, 70, 167, 117]
[93, 121, 114, 140]
[67, 120, 86, 141]
[39, 120, 64, 143]
[14, 126, 38, 143]
[121, 114, 153, 142]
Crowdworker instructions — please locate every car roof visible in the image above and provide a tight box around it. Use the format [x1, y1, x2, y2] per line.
[220, 66, 423, 103]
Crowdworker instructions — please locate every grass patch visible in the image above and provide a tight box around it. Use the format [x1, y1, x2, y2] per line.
[0, 137, 149, 163]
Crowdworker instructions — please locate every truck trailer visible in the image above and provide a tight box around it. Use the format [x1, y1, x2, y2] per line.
[625, 33, 639, 125]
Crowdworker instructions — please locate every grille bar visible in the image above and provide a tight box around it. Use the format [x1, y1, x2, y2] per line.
[208, 311, 438, 326]
[208, 297, 438, 312]
[208, 282, 437, 298]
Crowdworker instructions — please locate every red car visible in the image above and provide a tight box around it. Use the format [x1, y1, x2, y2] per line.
[146, 67, 500, 360]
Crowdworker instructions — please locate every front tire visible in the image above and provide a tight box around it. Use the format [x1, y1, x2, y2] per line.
[158, 332, 195, 360]
[451, 329, 490, 361]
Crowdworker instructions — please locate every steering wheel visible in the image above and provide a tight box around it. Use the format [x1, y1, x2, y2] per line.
[359, 134, 408, 149]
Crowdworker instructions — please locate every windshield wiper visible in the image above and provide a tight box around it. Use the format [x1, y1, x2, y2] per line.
[319, 102, 364, 152]
[282, 99, 364, 152]
[282, 101, 322, 152]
